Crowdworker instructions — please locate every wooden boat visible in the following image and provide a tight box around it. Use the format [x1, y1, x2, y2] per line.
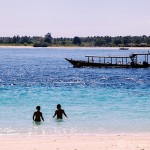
[119, 47, 129, 50]
[65, 52, 150, 68]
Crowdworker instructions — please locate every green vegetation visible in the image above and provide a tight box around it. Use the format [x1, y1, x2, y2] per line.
[0, 33, 150, 47]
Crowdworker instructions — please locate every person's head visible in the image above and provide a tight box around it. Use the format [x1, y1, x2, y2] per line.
[36, 106, 41, 111]
[57, 104, 61, 109]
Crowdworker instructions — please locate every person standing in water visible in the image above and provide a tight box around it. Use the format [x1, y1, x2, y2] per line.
[53, 104, 68, 119]
[33, 106, 44, 122]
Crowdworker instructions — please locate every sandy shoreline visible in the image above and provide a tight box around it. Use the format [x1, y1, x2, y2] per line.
[0, 45, 150, 50]
[1, 134, 150, 150]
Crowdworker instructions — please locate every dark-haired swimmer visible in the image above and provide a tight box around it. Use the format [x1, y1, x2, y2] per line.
[53, 104, 68, 119]
[33, 106, 44, 122]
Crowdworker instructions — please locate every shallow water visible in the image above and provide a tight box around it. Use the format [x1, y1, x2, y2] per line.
[0, 47, 150, 135]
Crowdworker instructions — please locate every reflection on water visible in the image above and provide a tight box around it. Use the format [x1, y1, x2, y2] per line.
[33, 121, 43, 126]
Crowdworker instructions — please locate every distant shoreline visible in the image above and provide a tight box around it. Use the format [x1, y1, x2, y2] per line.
[0, 45, 150, 50]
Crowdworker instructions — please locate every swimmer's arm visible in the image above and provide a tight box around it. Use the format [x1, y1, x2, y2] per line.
[63, 110, 68, 118]
[33, 112, 35, 121]
[41, 112, 44, 121]
[53, 110, 57, 118]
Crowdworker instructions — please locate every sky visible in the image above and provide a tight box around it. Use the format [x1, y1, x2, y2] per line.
[0, 0, 150, 37]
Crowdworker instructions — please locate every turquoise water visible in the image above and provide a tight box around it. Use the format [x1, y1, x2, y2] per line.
[0, 48, 150, 135]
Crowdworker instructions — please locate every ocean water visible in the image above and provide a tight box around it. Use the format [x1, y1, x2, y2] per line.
[0, 47, 150, 136]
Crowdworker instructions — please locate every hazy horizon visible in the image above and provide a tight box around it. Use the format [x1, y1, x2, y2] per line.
[0, 0, 150, 37]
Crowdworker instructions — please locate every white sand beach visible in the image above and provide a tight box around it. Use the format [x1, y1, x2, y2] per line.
[1, 134, 150, 150]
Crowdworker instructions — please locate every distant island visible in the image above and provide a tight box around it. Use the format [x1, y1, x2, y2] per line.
[0, 33, 150, 47]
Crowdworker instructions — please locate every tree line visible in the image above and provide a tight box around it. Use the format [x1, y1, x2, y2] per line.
[0, 33, 150, 47]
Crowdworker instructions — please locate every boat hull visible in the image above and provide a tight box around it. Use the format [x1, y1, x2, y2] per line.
[65, 58, 150, 68]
